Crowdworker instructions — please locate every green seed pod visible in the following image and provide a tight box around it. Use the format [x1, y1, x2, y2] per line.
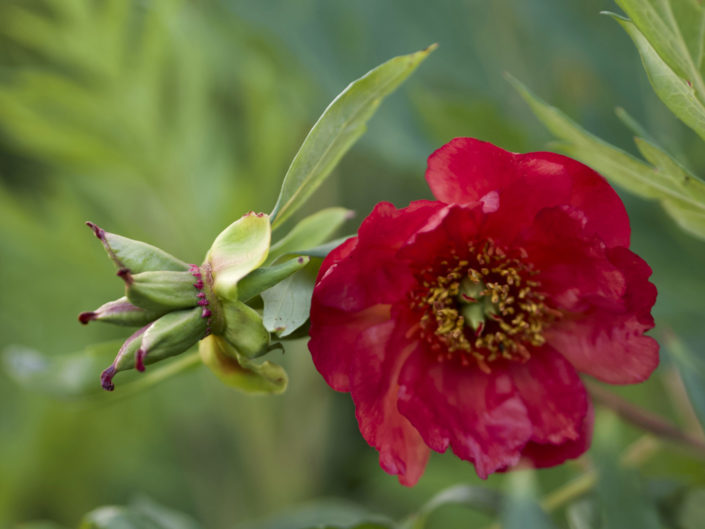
[87, 222, 189, 272]
[237, 256, 311, 302]
[199, 335, 287, 395]
[122, 270, 199, 312]
[79, 296, 168, 327]
[100, 325, 149, 391]
[137, 307, 207, 371]
[222, 300, 270, 359]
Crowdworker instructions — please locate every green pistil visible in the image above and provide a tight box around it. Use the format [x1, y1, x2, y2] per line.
[457, 277, 496, 332]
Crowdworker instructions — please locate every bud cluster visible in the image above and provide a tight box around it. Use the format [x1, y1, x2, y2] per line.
[80, 212, 300, 393]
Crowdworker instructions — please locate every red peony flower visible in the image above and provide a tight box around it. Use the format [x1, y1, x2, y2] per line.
[308, 138, 658, 486]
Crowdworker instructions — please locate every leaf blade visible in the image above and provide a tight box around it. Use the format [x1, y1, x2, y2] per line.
[269, 45, 436, 229]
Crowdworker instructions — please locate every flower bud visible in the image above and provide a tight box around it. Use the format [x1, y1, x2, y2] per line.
[79, 297, 167, 327]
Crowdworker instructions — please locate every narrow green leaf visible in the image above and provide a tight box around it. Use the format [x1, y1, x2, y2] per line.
[508, 74, 662, 199]
[613, 16, 705, 142]
[238, 500, 392, 529]
[292, 235, 355, 259]
[269, 45, 436, 229]
[237, 256, 311, 302]
[592, 413, 664, 529]
[80, 497, 202, 529]
[500, 470, 559, 529]
[267, 207, 353, 264]
[614, 0, 705, 101]
[509, 74, 705, 239]
[614, 106, 658, 145]
[663, 332, 705, 432]
[261, 260, 320, 337]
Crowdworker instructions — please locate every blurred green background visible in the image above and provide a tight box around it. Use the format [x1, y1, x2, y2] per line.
[1, 0, 704, 528]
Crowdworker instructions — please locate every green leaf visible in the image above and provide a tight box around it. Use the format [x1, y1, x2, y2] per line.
[508, 74, 705, 239]
[267, 207, 353, 264]
[500, 470, 559, 529]
[677, 488, 705, 529]
[269, 45, 436, 230]
[80, 497, 202, 529]
[592, 413, 664, 529]
[240, 500, 393, 529]
[261, 260, 320, 337]
[611, 15, 705, 142]
[237, 256, 311, 302]
[293, 236, 355, 259]
[206, 212, 272, 302]
[613, 0, 705, 101]
[565, 500, 598, 529]
[663, 332, 705, 432]
[402, 484, 501, 529]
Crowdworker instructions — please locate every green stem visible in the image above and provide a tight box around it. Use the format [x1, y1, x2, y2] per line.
[585, 379, 705, 458]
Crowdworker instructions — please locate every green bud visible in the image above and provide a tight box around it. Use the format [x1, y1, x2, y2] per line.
[122, 270, 199, 312]
[199, 335, 287, 394]
[205, 212, 271, 302]
[87, 222, 189, 273]
[237, 256, 311, 302]
[79, 296, 168, 326]
[222, 300, 270, 358]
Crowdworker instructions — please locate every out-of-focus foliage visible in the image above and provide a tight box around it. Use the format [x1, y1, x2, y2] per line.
[1, 0, 705, 528]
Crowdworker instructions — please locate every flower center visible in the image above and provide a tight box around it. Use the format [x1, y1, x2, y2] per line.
[409, 240, 557, 372]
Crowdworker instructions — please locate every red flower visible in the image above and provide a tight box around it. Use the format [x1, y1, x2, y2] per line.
[308, 138, 658, 486]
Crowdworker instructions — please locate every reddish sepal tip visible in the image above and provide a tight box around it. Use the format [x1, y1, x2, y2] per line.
[78, 311, 96, 325]
[117, 268, 133, 285]
[135, 349, 146, 372]
[85, 221, 106, 241]
[100, 366, 116, 391]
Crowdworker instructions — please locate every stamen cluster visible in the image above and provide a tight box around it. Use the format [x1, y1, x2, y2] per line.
[409, 239, 556, 371]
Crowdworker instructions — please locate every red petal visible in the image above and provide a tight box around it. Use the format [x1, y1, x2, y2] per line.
[397, 346, 532, 479]
[425, 138, 630, 246]
[521, 206, 626, 312]
[521, 401, 594, 468]
[545, 246, 658, 384]
[508, 347, 587, 445]
[312, 201, 445, 313]
[349, 317, 430, 486]
[309, 305, 391, 392]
